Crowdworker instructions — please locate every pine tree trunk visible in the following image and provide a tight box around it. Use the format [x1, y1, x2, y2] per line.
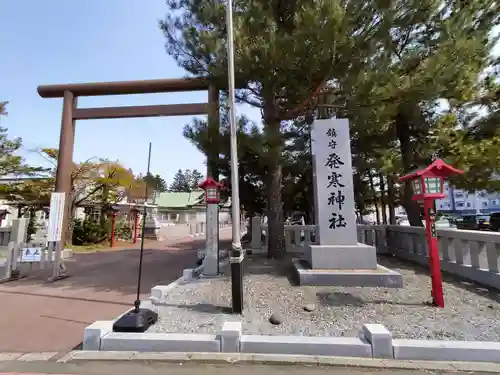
[395, 111, 423, 227]
[367, 169, 380, 224]
[266, 157, 285, 259]
[387, 175, 397, 225]
[379, 173, 388, 225]
[353, 173, 366, 218]
[263, 100, 285, 260]
[66, 201, 77, 246]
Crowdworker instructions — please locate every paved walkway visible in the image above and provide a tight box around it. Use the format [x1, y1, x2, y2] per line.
[0, 230, 232, 352]
[0, 363, 492, 375]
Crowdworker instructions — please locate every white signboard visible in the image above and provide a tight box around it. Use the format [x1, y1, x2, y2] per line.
[47, 192, 65, 242]
[21, 247, 42, 263]
[311, 118, 357, 246]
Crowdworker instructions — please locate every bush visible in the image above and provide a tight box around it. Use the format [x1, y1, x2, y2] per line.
[72, 218, 108, 245]
[115, 219, 132, 241]
[27, 210, 37, 241]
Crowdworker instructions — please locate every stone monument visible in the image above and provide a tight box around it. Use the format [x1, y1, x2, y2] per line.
[143, 205, 160, 240]
[293, 118, 403, 287]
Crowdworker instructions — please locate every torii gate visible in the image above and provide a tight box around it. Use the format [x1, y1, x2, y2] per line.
[37, 78, 220, 246]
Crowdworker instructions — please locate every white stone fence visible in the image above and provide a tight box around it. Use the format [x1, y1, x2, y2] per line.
[250, 216, 500, 290]
[157, 220, 233, 241]
[0, 218, 29, 258]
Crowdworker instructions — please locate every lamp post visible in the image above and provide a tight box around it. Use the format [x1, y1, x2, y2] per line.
[399, 159, 464, 308]
[112, 142, 158, 333]
[225, 0, 244, 314]
[108, 205, 120, 248]
[199, 177, 223, 277]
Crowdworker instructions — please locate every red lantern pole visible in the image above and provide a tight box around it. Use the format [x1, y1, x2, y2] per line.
[423, 198, 444, 308]
[110, 211, 117, 248]
[133, 211, 139, 244]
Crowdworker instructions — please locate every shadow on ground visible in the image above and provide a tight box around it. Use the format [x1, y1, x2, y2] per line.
[0, 238, 234, 301]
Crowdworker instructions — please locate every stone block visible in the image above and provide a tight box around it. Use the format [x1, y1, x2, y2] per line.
[221, 321, 242, 353]
[0, 353, 23, 361]
[83, 320, 114, 350]
[100, 332, 221, 352]
[293, 260, 403, 288]
[304, 243, 377, 269]
[183, 268, 194, 281]
[239, 335, 371, 357]
[362, 324, 393, 359]
[149, 280, 181, 304]
[393, 339, 500, 363]
[17, 352, 58, 361]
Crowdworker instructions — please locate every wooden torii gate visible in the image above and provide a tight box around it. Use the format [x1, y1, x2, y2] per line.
[37, 78, 220, 247]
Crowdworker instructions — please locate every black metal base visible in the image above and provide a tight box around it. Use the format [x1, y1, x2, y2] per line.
[231, 258, 244, 314]
[112, 308, 158, 333]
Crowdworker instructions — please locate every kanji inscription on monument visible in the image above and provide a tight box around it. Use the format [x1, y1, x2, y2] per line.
[311, 118, 357, 246]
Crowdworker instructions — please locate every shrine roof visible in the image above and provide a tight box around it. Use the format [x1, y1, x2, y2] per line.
[399, 159, 464, 182]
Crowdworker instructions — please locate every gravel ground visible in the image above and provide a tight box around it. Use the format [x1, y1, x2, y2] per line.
[149, 254, 500, 341]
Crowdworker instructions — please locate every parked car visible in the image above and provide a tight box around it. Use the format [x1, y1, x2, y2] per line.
[398, 218, 456, 229]
[455, 214, 490, 231]
[489, 212, 500, 231]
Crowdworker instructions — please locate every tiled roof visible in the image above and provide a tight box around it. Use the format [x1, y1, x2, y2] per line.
[154, 190, 205, 208]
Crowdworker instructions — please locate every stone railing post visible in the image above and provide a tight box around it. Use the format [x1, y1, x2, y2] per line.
[10, 218, 28, 245]
[251, 216, 261, 250]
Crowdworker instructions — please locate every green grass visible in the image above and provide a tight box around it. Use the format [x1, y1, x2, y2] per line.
[70, 240, 134, 253]
[70, 243, 112, 253]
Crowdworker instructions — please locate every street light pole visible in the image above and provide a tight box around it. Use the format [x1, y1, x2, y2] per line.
[226, 0, 244, 314]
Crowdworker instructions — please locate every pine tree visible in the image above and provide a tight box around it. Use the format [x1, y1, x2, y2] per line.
[162, 0, 500, 234]
[161, 0, 368, 258]
[0, 102, 47, 177]
[169, 169, 190, 192]
[190, 169, 204, 190]
[143, 173, 168, 192]
[182, 169, 192, 191]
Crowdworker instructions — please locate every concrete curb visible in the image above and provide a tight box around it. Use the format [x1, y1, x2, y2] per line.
[58, 351, 500, 372]
[82, 241, 500, 366]
[84, 313, 500, 364]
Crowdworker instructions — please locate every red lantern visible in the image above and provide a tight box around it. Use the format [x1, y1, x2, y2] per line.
[399, 159, 464, 308]
[198, 176, 223, 204]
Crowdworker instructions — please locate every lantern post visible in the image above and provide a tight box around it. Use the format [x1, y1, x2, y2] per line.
[399, 159, 464, 308]
[108, 205, 120, 248]
[198, 177, 223, 277]
[130, 208, 140, 244]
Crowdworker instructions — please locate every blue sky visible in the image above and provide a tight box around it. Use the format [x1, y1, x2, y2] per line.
[1, 2, 499, 184]
[0, 0, 260, 184]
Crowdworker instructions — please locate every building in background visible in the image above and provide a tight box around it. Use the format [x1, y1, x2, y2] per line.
[153, 190, 231, 224]
[436, 181, 500, 214]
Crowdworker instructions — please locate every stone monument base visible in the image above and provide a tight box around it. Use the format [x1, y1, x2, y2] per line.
[292, 259, 403, 287]
[295, 243, 403, 287]
[304, 243, 378, 270]
[143, 218, 160, 240]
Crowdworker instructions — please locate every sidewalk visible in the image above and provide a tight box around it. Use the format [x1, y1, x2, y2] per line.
[0, 232, 232, 352]
[0, 360, 495, 375]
